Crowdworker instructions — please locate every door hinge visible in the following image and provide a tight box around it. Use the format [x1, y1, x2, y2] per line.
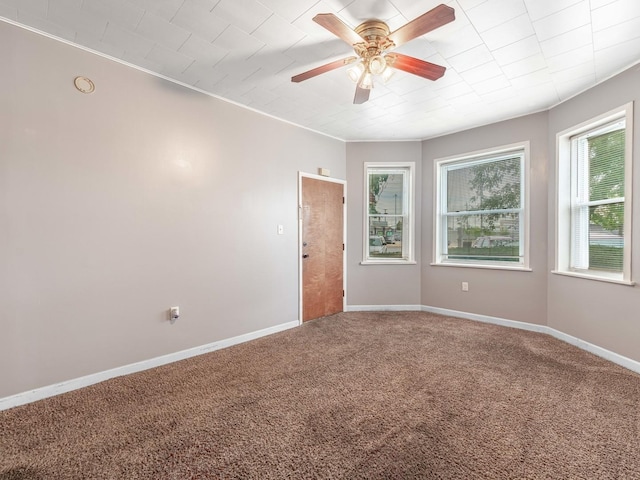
[342, 196, 345, 204]
[342, 290, 345, 297]
[342, 243, 345, 251]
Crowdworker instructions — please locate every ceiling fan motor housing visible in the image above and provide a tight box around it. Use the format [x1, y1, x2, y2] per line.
[353, 20, 395, 58]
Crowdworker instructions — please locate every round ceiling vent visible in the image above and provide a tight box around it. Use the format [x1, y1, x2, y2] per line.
[73, 76, 95, 94]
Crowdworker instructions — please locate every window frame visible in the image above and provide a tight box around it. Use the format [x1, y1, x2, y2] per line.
[433, 142, 531, 271]
[554, 103, 634, 285]
[362, 162, 416, 265]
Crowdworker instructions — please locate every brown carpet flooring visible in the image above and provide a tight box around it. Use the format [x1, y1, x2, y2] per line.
[1, 311, 639, 479]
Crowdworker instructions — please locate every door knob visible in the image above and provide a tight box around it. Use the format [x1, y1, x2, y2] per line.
[302, 254, 309, 258]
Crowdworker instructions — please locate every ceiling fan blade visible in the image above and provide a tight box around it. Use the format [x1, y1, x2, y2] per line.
[291, 56, 357, 83]
[313, 13, 365, 46]
[387, 53, 446, 81]
[353, 86, 370, 104]
[388, 4, 455, 47]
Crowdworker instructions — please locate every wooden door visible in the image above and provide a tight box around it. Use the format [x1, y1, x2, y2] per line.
[301, 176, 344, 322]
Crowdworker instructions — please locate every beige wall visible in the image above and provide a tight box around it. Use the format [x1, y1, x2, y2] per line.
[420, 113, 549, 325]
[3, 18, 640, 401]
[345, 141, 422, 307]
[0, 23, 345, 398]
[416, 65, 640, 362]
[547, 65, 640, 362]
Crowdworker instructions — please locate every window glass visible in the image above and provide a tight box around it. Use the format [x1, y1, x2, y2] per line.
[364, 164, 414, 263]
[436, 146, 527, 268]
[555, 103, 633, 284]
[570, 121, 626, 274]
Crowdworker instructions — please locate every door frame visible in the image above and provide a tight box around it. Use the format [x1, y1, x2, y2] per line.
[298, 172, 347, 325]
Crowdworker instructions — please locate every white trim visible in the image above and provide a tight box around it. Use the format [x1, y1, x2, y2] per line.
[5, 306, 640, 410]
[363, 162, 416, 264]
[347, 304, 640, 374]
[547, 328, 640, 373]
[298, 171, 346, 185]
[420, 305, 640, 374]
[0, 320, 298, 412]
[346, 304, 423, 312]
[360, 260, 417, 266]
[0, 14, 545, 145]
[555, 102, 634, 282]
[420, 305, 549, 333]
[298, 172, 347, 324]
[551, 270, 635, 286]
[432, 141, 531, 165]
[0, 18, 345, 144]
[430, 262, 532, 272]
[3, 19, 639, 145]
[433, 141, 530, 270]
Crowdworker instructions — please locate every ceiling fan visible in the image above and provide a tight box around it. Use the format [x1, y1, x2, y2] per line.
[291, 4, 455, 104]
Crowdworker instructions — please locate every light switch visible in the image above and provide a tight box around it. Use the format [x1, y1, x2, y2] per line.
[277, 225, 284, 235]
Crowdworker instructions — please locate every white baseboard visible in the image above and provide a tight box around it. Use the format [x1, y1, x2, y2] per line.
[420, 305, 550, 334]
[4, 306, 639, 411]
[350, 304, 640, 375]
[0, 320, 298, 412]
[346, 304, 423, 312]
[545, 328, 640, 374]
[420, 305, 640, 374]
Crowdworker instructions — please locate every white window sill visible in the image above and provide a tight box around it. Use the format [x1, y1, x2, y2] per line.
[430, 262, 532, 272]
[361, 260, 417, 266]
[551, 270, 635, 286]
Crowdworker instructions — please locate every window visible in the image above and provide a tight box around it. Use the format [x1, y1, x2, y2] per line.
[363, 163, 415, 264]
[434, 143, 529, 269]
[555, 104, 633, 284]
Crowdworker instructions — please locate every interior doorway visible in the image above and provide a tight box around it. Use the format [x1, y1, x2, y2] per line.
[299, 173, 346, 323]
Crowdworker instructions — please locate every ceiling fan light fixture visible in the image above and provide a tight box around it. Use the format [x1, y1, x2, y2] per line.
[369, 55, 386, 75]
[381, 66, 395, 84]
[358, 70, 374, 90]
[347, 62, 365, 83]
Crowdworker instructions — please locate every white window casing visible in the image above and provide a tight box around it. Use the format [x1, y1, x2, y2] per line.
[554, 103, 634, 285]
[362, 162, 415, 264]
[433, 142, 530, 271]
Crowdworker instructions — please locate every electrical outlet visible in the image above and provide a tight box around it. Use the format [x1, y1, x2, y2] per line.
[461, 282, 469, 292]
[170, 306, 180, 323]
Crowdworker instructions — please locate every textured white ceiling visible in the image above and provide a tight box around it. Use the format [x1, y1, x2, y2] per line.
[2, 0, 640, 141]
